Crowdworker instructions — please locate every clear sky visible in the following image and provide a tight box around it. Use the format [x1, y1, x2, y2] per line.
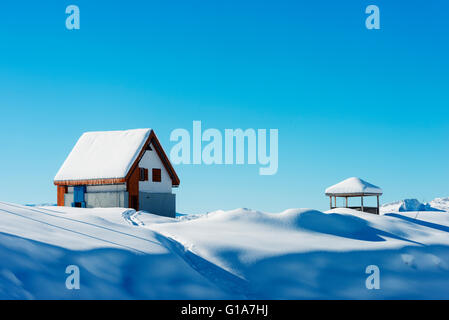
[0, 1, 448, 213]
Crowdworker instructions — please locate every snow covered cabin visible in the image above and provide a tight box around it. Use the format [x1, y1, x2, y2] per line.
[325, 177, 382, 214]
[54, 129, 180, 218]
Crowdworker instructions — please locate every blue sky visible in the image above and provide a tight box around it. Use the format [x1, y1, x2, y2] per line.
[0, 1, 448, 213]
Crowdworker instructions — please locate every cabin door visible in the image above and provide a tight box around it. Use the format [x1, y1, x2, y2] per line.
[127, 166, 140, 211]
[73, 186, 86, 208]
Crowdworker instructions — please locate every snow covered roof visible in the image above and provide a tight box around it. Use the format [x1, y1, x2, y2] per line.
[325, 177, 383, 196]
[54, 129, 152, 183]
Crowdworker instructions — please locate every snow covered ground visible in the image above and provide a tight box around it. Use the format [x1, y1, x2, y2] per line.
[1, 198, 449, 299]
[0, 202, 231, 299]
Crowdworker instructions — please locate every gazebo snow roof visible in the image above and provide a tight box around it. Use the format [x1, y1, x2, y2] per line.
[325, 177, 383, 197]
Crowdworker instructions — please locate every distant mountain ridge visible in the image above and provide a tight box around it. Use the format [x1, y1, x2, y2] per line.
[428, 197, 449, 211]
[381, 197, 449, 213]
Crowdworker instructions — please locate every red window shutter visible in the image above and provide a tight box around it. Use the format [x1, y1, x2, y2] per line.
[144, 168, 149, 181]
[152, 168, 161, 182]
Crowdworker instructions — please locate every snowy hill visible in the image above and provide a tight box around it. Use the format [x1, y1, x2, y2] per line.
[0, 202, 231, 299]
[139, 207, 449, 299]
[2, 200, 449, 299]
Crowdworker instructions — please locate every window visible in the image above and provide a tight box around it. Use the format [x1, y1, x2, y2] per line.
[152, 168, 161, 182]
[139, 168, 148, 181]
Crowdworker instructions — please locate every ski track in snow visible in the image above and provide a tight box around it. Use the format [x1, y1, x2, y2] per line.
[121, 209, 251, 297]
[154, 233, 251, 299]
[0, 202, 159, 254]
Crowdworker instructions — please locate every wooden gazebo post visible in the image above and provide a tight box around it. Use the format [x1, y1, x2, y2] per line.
[377, 195, 380, 214]
[361, 196, 364, 212]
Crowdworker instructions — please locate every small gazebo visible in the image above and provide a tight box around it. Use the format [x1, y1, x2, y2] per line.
[325, 177, 383, 214]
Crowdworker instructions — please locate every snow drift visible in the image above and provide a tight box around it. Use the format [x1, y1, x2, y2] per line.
[140, 204, 449, 299]
[1, 198, 449, 299]
[0, 202, 231, 299]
